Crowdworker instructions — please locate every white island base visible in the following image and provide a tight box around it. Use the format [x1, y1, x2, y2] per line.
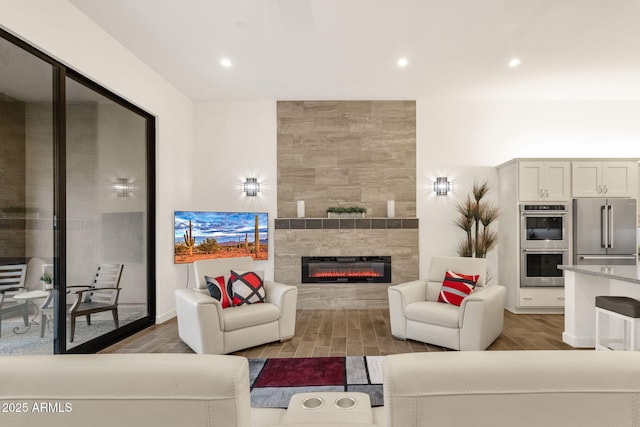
[561, 264, 640, 348]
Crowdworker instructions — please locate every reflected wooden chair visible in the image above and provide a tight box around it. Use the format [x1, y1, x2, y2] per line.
[68, 263, 124, 342]
[0, 264, 28, 338]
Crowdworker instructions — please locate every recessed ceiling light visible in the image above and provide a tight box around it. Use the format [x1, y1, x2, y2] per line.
[235, 21, 247, 29]
[508, 58, 521, 67]
[397, 57, 409, 67]
[220, 58, 232, 68]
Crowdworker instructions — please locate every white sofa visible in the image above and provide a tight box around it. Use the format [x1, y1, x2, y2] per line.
[384, 350, 640, 427]
[175, 257, 297, 354]
[3, 351, 640, 427]
[0, 353, 382, 427]
[0, 353, 253, 427]
[388, 256, 505, 350]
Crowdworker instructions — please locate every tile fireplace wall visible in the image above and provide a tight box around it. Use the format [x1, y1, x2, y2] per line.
[275, 101, 418, 309]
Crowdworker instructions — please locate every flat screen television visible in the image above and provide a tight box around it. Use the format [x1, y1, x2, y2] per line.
[174, 211, 268, 264]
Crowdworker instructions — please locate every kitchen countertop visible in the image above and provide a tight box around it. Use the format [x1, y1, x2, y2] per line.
[559, 264, 640, 285]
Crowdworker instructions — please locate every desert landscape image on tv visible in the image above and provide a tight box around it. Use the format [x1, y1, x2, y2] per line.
[174, 211, 268, 264]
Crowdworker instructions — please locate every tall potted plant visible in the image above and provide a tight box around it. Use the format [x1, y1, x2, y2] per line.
[454, 180, 499, 258]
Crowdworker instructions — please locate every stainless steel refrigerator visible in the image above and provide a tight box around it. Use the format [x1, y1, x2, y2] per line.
[573, 198, 637, 265]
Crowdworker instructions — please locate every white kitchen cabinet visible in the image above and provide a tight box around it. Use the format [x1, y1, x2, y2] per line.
[518, 288, 565, 308]
[572, 161, 637, 198]
[518, 161, 571, 201]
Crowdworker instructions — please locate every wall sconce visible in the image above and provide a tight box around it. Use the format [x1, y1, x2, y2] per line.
[433, 177, 450, 196]
[243, 177, 261, 196]
[113, 177, 133, 197]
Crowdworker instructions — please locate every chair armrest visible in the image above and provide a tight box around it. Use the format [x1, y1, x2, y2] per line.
[67, 286, 93, 293]
[459, 285, 506, 350]
[264, 281, 298, 340]
[0, 286, 23, 294]
[388, 280, 427, 339]
[174, 289, 225, 354]
[388, 280, 427, 309]
[175, 289, 224, 329]
[69, 288, 120, 312]
[264, 281, 296, 308]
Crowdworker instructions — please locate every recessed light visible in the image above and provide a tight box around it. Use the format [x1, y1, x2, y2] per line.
[508, 58, 521, 67]
[235, 21, 247, 29]
[397, 57, 409, 67]
[220, 58, 232, 68]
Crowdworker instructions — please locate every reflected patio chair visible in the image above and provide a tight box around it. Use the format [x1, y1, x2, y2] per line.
[68, 263, 124, 342]
[0, 264, 28, 338]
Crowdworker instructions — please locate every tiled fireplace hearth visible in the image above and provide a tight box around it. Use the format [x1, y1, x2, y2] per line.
[274, 219, 418, 309]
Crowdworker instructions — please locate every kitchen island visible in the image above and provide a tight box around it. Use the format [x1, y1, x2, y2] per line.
[560, 264, 640, 348]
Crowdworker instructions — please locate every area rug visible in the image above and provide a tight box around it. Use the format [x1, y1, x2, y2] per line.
[248, 356, 384, 408]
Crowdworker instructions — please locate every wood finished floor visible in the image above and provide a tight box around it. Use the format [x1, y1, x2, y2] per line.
[101, 309, 572, 356]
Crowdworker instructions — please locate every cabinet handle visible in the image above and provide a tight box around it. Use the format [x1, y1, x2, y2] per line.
[603, 185, 608, 193]
[539, 189, 544, 197]
[597, 185, 602, 193]
[544, 189, 549, 198]
[557, 297, 565, 301]
[523, 297, 533, 301]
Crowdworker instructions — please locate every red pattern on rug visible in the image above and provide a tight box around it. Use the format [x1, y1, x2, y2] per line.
[253, 357, 345, 387]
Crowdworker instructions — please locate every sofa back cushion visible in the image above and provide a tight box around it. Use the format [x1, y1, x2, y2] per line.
[425, 256, 486, 301]
[0, 353, 253, 427]
[385, 351, 640, 427]
[193, 257, 254, 290]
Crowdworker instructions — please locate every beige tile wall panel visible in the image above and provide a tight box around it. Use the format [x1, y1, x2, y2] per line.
[277, 100, 416, 219]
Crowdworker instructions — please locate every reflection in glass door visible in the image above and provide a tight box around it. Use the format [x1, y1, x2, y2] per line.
[0, 35, 55, 355]
[65, 77, 149, 350]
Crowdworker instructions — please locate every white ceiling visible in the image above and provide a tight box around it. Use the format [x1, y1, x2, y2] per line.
[68, 0, 640, 102]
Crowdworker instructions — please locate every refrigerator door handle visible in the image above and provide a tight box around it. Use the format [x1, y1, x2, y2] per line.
[608, 205, 614, 248]
[601, 205, 608, 248]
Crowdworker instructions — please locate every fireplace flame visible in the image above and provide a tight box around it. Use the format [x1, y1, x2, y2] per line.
[309, 271, 383, 278]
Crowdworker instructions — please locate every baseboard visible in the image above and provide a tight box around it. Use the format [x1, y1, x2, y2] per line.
[505, 307, 564, 315]
[156, 308, 176, 324]
[562, 332, 594, 348]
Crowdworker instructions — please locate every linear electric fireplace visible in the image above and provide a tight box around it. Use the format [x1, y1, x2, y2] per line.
[301, 256, 391, 283]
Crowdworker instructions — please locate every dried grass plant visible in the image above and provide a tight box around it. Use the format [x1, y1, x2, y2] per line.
[454, 180, 499, 258]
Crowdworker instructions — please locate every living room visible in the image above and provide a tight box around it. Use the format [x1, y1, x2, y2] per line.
[3, 0, 634, 325]
[2, 1, 640, 425]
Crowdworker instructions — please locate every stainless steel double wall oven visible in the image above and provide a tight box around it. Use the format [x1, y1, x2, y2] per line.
[520, 204, 570, 287]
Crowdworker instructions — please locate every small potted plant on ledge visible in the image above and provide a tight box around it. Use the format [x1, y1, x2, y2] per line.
[40, 272, 53, 290]
[326, 206, 367, 219]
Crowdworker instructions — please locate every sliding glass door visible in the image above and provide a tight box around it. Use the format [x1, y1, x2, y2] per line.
[0, 29, 155, 354]
[64, 75, 152, 351]
[0, 33, 55, 354]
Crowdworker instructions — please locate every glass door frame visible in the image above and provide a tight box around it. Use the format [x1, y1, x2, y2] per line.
[1, 28, 156, 354]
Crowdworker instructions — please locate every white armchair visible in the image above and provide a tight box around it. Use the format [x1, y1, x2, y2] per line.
[388, 256, 505, 351]
[175, 257, 298, 354]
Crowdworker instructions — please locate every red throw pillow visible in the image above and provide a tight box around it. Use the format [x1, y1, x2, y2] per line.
[229, 270, 266, 306]
[437, 270, 479, 306]
[205, 275, 233, 308]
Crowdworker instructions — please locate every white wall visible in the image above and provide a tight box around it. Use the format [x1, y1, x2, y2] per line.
[190, 101, 277, 282]
[417, 99, 640, 281]
[0, 0, 194, 322]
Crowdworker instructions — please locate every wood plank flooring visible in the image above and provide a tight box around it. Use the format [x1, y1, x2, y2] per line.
[101, 309, 572, 356]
